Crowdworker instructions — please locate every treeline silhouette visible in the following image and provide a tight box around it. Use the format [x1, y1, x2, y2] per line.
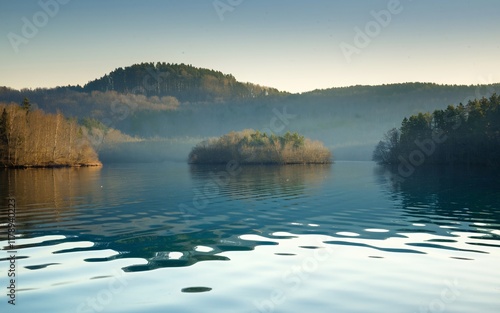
[189, 130, 332, 164]
[373, 94, 500, 167]
[0, 99, 101, 168]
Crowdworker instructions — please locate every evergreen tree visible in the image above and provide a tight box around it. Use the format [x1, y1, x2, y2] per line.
[374, 94, 500, 167]
[22, 97, 31, 111]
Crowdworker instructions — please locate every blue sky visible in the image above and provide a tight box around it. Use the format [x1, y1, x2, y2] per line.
[1, 0, 499, 93]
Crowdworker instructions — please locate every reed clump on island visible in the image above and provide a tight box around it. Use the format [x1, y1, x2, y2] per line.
[188, 129, 332, 164]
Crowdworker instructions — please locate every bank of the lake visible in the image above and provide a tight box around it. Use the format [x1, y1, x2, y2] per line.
[1, 162, 102, 169]
[0, 103, 101, 169]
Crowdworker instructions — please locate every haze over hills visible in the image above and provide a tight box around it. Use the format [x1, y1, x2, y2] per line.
[1, 63, 500, 162]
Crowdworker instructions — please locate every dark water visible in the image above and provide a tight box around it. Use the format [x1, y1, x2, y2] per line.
[0, 161, 499, 312]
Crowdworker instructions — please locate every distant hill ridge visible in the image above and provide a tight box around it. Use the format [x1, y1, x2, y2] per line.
[1, 64, 500, 162]
[1, 62, 499, 105]
[83, 62, 285, 103]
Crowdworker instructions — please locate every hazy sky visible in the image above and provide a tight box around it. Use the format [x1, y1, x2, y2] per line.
[1, 0, 499, 93]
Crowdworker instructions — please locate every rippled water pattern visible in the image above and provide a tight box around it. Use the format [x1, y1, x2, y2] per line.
[0, 162, 499, 312]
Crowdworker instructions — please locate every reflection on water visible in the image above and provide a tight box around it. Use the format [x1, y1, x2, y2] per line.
[1, 162, 499, 312]
[189, 164, 331, 201]
[0, 167, 102, 203]
[375, 165, 500, 235]
[2, 162, 498, 270]
[2, 164, 332, 272]
[120, 164, 332, 271]
[0, 167, 102, 239]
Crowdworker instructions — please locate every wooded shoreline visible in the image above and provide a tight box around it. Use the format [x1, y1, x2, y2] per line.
[0, 100, 101, 168]
[0, 162, 102, 169]
[373, 94, 500, 167]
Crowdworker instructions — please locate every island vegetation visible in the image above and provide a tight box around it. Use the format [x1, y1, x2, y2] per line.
[188, 129, 332, 164]
[373, 94, 500, 167]
[0, 99, 101, 168]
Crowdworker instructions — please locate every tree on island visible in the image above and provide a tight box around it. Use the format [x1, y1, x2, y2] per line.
[189, 129, 332, 164]
[373, 94, 500, 167]
[0, 102, 101, 168]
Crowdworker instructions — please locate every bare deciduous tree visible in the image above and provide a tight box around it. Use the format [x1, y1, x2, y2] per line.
[0, 103, 101, 167]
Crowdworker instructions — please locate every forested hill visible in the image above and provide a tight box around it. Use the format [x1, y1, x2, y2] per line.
[83, 62, 285, 103]
[373, 94, 500, 167]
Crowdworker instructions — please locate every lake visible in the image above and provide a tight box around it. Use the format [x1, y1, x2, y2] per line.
[1, 161, 499, 313]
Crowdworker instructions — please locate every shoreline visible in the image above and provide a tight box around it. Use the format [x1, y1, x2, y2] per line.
[0, 162, 103, 169]
[188, 161, 333, 165]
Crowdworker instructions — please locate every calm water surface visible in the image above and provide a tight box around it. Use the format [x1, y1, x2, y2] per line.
[1, 161, 499, 313]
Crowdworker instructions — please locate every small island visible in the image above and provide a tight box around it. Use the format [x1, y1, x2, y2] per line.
[188, 129, 332, 164]
[0, 100, 102, 168]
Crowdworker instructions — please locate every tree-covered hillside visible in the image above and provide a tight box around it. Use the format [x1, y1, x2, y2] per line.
[373, 94, 500, 167]
[84, 62, 285, 103]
